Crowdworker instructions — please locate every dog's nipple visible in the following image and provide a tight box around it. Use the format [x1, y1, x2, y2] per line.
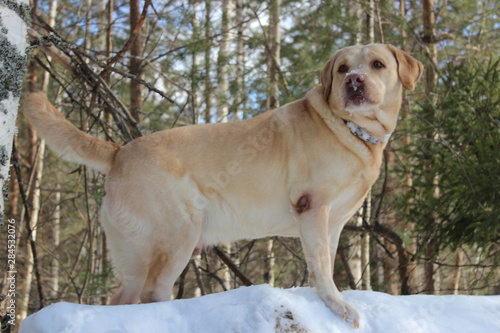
[294, 194, 311, 214]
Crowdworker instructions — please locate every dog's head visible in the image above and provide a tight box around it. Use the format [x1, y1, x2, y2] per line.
[321, 44, 423, 113]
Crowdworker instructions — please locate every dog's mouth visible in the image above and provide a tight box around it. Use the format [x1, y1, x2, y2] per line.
[345, 86, 368, 106]
[343, 73, 372, 107]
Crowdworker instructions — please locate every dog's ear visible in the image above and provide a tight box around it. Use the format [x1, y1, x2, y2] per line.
[386, 44, 424, 91]
[320, 52, 339, 102]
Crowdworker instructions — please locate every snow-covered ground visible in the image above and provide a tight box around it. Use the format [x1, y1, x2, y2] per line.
[20, 285, 500, 333]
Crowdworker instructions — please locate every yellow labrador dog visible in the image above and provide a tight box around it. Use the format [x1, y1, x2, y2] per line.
[24, 44, 422, 327]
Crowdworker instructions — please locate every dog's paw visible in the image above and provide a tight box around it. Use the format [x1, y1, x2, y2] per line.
[326, 298, 360, 328]
[342, 301, 360, 328]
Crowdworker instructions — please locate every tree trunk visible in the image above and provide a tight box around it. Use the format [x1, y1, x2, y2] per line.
[19, 142, 45, 320]
[353, 0, 363, 44]
[190, 0, 200, 124]
[19, 46, 47, 311]
[103, 0, 114, 136]
[262, 0, 281, 286]
[130, 0, 145, 123]
[42, 0, 57, 91]
[348, 226, 362, 288]
[40, 0, 59, 303]
[361, 193, 372, 291]
[216, 0, 232, 122]
[216, 0, 233, 289]
[422, 0, 439, 295]
[451, 250, 462, 295]
[264, 238, 275, 286]
[203, 0, 212, 124]
[2, 0, 33, 322]
[382, 239, 399, 294]
[233, 0, 245, 119]
[84, 0, 92, 50]
[367, 0, 375, 44]
[100, 0, 113, 305]
[50, 185, 61, 299]
[266, 0, 280, 110]
[0, 0, 30, 223]
[222, 243, 232, 290]
[399, 0, 419, 294]
[349, 0, 376, 290]
[349, 2, 364, 284]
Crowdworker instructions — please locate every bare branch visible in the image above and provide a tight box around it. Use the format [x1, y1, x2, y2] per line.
[213, 246, 253, 287]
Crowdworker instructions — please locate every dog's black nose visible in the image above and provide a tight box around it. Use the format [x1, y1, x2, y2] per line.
[345, 73, 365, 89]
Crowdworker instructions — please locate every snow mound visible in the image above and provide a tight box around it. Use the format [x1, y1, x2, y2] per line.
[20, 285, 500, 333]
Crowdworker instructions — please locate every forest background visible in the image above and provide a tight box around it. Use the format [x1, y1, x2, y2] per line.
[0, 0, 498, 327]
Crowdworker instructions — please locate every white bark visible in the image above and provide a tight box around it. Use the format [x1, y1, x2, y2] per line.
[19, 142, 45, 321]
[216, 0, 233, 123]
[263, 0, 280, 286]
[51, 186, 61, 299]
[0, 1, 30, 220]
[42, 0, 58, 91]
[216, 0, 234, 289]
[451, 250, 462, 295]
[349, 219, 362, 288]
[367, 0, 375, 44]
[361, 193, 372, 291]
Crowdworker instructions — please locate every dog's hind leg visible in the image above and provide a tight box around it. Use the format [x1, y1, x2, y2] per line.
[108, 248, 150, 305]
[101, 208, 152, 305]
[140, 243, 196, 303]
[140, 209, 203, 303]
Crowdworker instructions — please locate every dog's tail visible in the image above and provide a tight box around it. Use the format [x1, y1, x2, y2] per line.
[23, 92, 120, 174]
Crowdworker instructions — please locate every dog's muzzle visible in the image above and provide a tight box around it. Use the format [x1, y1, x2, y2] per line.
[345, 73, 367, 105]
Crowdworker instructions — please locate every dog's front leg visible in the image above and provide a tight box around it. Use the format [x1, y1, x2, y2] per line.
[298, 205, 360, 328]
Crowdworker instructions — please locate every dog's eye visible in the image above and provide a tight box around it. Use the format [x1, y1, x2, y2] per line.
[338, 65, 348, 73]
[373, 61, 385, 69]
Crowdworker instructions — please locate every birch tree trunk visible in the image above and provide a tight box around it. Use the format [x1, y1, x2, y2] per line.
[0, 0, 30, 223]
[263, 0, 280, 286]
[360, 12, 374, 290]
[1, 1, 31, 323]
[233, 0, 245, 119]
[216, 0, 232, 122]
[203, 0, 212, 123]
[19, 142, 45, 320]
[367, 0, 375, 44]
[353, 0, 362, 45]
[361, 193, 372, 291]
[50, 186, 61, 299]
[451, 250, 462, 294]
[215, 0, 234, 290]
